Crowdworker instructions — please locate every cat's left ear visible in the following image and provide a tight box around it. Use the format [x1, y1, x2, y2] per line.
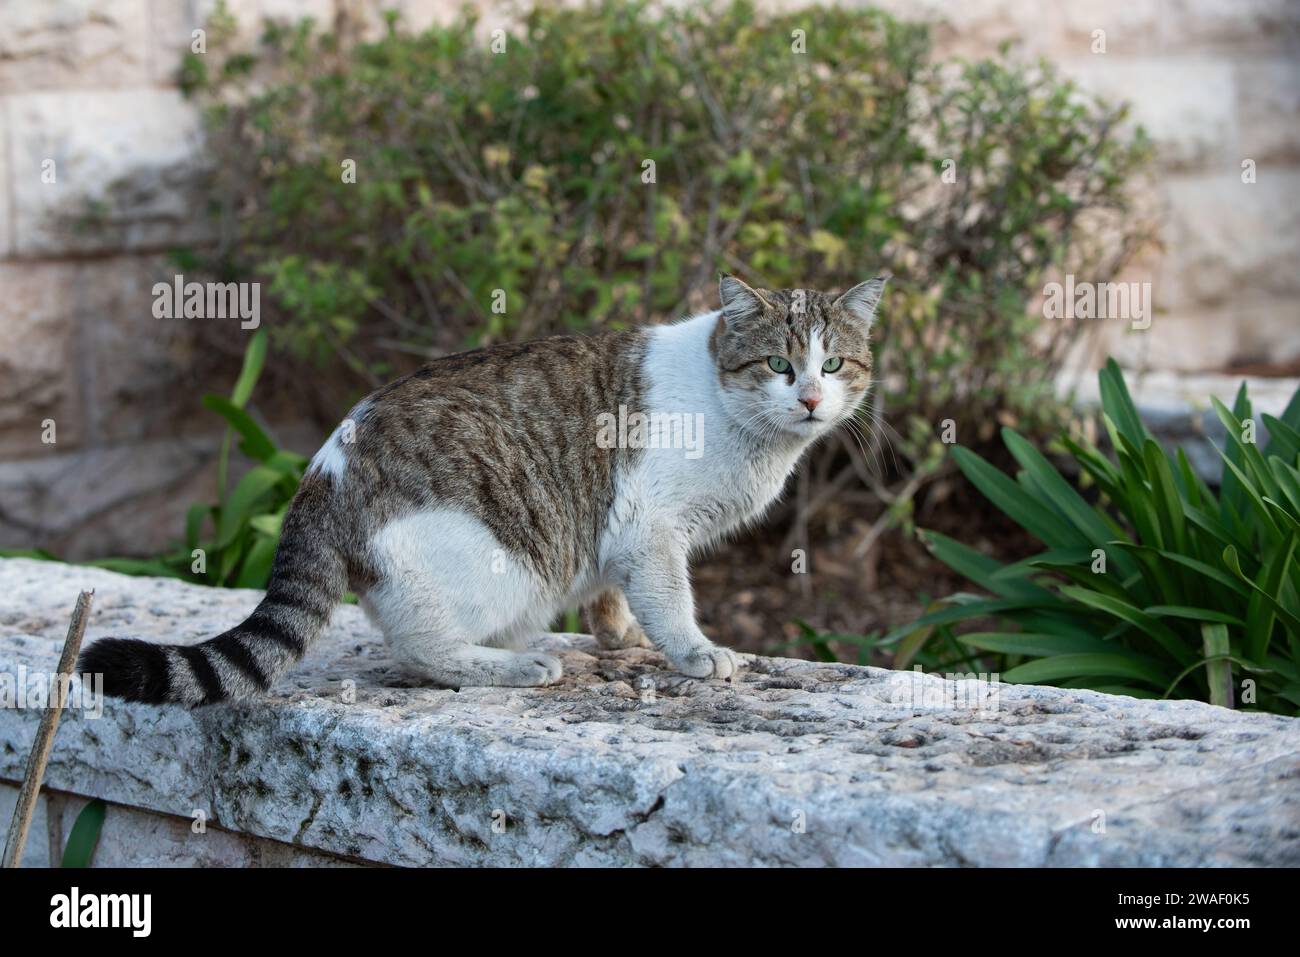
[834, 276, 888, 330]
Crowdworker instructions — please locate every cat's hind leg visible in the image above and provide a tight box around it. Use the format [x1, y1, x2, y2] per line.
[584, 588, 651, 650]
[364, 508, 563, 688]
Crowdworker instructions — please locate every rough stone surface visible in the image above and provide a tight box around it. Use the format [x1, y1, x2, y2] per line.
[0, 425, 324, 561]
[0, 559, 1296, 867]
[1068, 58, 1237, 172]
[7, 89, 207, 256]
[0, 0, 153, 93]
[0, 784, 360, 868]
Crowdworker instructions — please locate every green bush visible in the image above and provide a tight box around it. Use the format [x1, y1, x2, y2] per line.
[891, 361, 1300, 716]
[184, 0, 1152, 459]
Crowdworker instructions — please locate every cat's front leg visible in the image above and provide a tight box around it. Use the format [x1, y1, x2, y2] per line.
[616, 530, 741, 680]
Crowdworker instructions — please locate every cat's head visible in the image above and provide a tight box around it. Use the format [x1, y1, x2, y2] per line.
[710, 274, 884, 441]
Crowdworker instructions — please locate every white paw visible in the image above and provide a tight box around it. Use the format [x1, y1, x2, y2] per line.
[507, 652, 564, 687]
[668, 643, 741, 680]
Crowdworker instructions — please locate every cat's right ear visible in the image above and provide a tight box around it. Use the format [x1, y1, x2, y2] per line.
[718, 274, 770, 326]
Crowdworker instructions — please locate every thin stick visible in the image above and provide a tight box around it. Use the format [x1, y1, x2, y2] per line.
[2, 589, 94, 868]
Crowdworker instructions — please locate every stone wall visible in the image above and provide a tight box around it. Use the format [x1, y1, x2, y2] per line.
[1, 0, 1298, 559]
[1, 558, 1297, 867]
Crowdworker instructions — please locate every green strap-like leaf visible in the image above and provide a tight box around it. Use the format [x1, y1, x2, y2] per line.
[956, 632, 1114, 657]
[1199, 623, 1235, 708]
[919, 530, 1052, 601]
[230, 327, 269, 408]
[202, 394, 277, 462]
[61, 799, 106, 868]
[1003, 652, 1170, 687]
[1098, 358, 1150, 450]
[215, 466, 285, 548]
[1144, 605, 1245, 627]
[1058, 584, 1196, 668]
[951, 446, 1089, 549]
[1224, 543, 1300, 641]
[1242, 533, 1297, 660]
[1003, 428, 1131, 562]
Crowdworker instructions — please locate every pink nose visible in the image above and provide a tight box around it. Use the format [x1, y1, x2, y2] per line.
[800, 397, 820, 412]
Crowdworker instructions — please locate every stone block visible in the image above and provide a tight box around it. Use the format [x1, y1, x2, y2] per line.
[1160, 0, 1300, 53]
[1236, 58, 1300, 166]
[1161, 171, 1300, 309]
[1066, 57, 1236, 172]
[0, 261, 83, 456]
[0, 0, 152, 92]
[0, 784, 53, 867]
[7, 89, 208, 257]
[0, 558, 1296, 866]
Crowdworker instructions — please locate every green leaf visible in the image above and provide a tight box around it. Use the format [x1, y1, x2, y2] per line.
[1261, 413, 1300, 464]
[1144, 605, 1244, 627]
[230, 327, 269, 408]
[918, 530, 1051, 601]
[1003, 652, 1169, 687]
[202, 394, 277, 462]
[1002, 428, 1125, 554]
[1212, 396, 1282, 503]
[1263, 384, 1300, 460]
[957, 631, 1113, 657]
[215, 466, 284, 548]
[249, 512, 285, 538]
[1224, 543, 1300, 640]
[1243, 533, 1297, 659]
[185, 504, 210, 551]
[61, 799, 106, 868]
[1200, 623, 1234, 708]
[1111, 542, 1251, 599]
[1143, 439, 1187, 556]
[950, 446, 1088, 549]
[235, 534, 278, 588]
[880, 596, 1060, 644]
[1216, 384, 1254, 530]
[1057, 585, 1195, 668]
[1098, 358, 1149, 449]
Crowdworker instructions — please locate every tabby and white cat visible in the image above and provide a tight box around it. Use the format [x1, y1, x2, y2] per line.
[80, 275, 885, 704]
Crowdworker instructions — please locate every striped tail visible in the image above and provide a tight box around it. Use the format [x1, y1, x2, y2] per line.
[79, 501, 348, 707]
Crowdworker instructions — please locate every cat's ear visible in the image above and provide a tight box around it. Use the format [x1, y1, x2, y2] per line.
[834, 276, 888, 330]
[718, 273, 772, 326]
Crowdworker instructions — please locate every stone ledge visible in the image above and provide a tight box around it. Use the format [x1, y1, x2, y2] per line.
[0, 558, 1296, 867]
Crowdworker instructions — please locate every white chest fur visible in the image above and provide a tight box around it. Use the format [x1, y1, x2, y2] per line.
[606, 312, 811, 553]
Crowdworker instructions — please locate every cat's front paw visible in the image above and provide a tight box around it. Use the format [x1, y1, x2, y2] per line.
[667, 642, 741, 680]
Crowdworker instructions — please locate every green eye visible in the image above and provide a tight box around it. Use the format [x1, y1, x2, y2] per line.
[821, 357, 844, 373]
[767, 356, 792, 374]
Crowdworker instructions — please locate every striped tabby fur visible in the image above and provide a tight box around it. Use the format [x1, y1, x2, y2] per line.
[79, 275, 884, 705]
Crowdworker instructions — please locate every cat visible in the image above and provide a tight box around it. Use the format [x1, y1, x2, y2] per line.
[79, 274, 885, 705]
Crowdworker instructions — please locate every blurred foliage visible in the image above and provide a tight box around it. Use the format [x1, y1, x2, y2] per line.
[4, 2, 1158, 653]
[183, 0, 1154, 462]
[884, 362, 1300, 716]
